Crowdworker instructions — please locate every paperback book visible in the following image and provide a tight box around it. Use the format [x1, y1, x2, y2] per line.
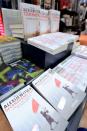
[0, 64, 25, 101]
[20, 3, 40, 39]
[1, 85, 68, 131]
[10, 59, 43, 78]
[49, 10, 60, 33]
[53, 56, 87, 92]
[40, 9, 50, 34]
[32, 69, 86, 120]
[1, 8, 22, 36]
[72, 45, 87, 59]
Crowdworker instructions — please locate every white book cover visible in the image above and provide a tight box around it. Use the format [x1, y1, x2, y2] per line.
[1, 85, 68, 131]
[1, 8, 22, 36]
[72, 45, 87, 59]
[49, 10, 60, 33]
[53, 56, 87, 92]
[28, 32, 78, 55]
[32, 69, 86, 120]
[20, 3, 40, 39]
[40, 9, 50, 35]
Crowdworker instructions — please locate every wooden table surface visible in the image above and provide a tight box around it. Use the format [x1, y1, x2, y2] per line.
[0, 109, 12, 131]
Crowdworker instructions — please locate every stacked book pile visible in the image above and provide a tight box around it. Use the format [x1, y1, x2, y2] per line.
[53, 55, 87, 92]
[28, 32, 79, 55]
[10, 24, 24, 39]
[72, 45, 87, 59]
[0, 36, 22, 64]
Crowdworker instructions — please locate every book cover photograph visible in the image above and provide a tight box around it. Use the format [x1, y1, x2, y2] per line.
[20, 3, 40, 39]
[1, 85, 68, 131]
[53, 56, 87, 92]
[0, 64, 24, 100]
[32, 69, 86, 120]
[10, 59, 43, 78]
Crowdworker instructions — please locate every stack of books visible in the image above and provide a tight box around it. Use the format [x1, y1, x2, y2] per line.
[0, 36, 22, 65]
[1, 85, 68, 131]
[32, 69, 85, 120]
[72, 45, 87, 59]
[39, 9, 50, 35]
[53, 55, 87, 92]
[49, 10, 60, 33]
[28, 32, 79, 55]
[10, 24, 24, 39]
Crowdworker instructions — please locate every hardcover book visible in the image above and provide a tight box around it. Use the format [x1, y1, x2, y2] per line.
[49, 10, 60, 33]
[10, 59, 43, 78]
[32, 69, 86, 120]
[20, 3, 40, 39]
[53, 56, 87, 92]
[1, 85, 68, 131]
[40, 9, 50, 34]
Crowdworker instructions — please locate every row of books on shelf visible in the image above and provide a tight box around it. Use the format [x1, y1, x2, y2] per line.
[1, 46, 87, 130]
[1, 2, 60, 39]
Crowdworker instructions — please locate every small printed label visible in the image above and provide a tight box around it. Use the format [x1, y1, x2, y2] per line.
[57, 97, 66, 110]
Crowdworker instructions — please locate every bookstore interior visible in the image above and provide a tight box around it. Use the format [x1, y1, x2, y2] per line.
[0, 0, 87, 131]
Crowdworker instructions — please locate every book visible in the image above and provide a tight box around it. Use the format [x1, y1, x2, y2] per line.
[20, 3, 40, 39]
[0, 36, 22, 64]
[72, 45, 87, 59]
[10, 59, 43, 78]
[39, 9, 50, 34]
[0, 64, 24, 101]
[28, 32, 79, 55]
[53, 56, 87, 92]
[49, 10, 60, 33]
[1, 85, 68, 131]
[1, 8, 22, 36]
[32, 69, 86, 120]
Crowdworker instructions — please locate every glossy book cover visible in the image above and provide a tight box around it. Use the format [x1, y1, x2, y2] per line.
[1, 85, 68, 131]
[11, 59, 43, 78]
[0, 63, 31, 96]
[32, 69, 86, 120]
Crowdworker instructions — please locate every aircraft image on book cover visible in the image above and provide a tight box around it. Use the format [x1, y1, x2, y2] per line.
[32, 69, 86, 120]
[1, 85, 68, 131]
[11, 59, 43, 78]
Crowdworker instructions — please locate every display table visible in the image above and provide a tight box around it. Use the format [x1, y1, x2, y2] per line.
[0, 109, 12, 131]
